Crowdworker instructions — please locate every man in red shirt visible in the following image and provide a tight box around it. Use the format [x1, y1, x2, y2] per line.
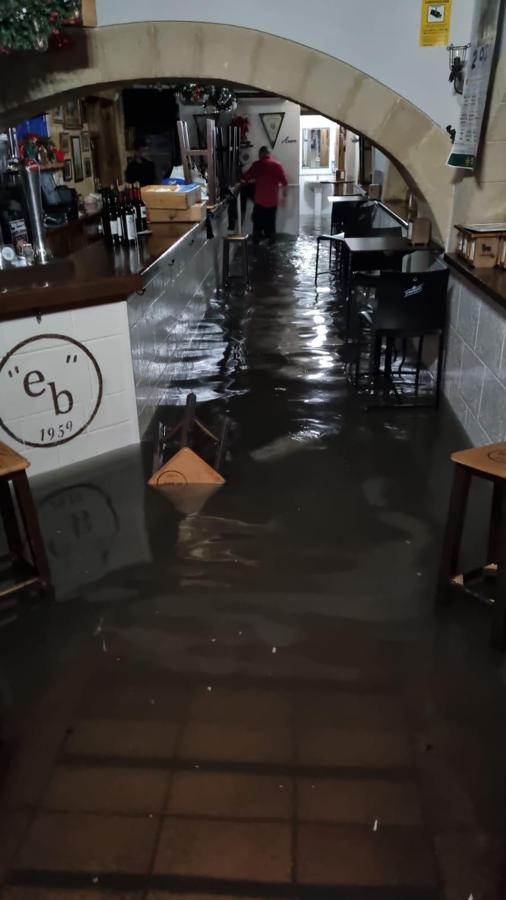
[242, 146, 288, 244]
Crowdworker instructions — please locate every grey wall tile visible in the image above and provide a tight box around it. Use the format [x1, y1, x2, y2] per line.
[465, 408, 492, 447]
[456, 283, 480, 348]
[448, 276, 461, 327]
[444, 325, 464, 388]
[478, 370, 506, 443]
[445, 381, 469, 426]
[475, 296, 506, 379]
[459, 345, 486, 415]
[500, 335, 506, 386]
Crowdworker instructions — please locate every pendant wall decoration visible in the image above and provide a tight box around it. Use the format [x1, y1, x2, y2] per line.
[259, 113, 285, 149]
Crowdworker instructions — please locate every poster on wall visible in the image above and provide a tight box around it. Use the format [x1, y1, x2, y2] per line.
[259, 113, 285, 149]
[419, 0, 452, 47]
[447, 0, 501, 169]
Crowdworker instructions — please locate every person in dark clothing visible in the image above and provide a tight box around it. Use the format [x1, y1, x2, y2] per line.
[242, 146, 288, 244]
[125, 139, 157, 187]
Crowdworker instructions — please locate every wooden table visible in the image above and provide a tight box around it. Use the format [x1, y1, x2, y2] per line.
[328, 195, 365, 203]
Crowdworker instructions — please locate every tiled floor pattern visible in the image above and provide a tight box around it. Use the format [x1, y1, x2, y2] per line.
[0, 672, 443, 900]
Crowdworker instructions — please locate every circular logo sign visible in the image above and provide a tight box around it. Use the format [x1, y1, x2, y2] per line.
[0, 334, 103, 449]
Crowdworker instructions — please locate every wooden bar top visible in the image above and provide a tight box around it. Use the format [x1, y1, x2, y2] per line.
[445, 253, 506, 313]
[0, 229, 194, 322]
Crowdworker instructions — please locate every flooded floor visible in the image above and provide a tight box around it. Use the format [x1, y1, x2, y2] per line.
[1, 233, 506, 899]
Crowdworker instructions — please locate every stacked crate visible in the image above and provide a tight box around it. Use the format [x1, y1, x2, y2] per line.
[141, 184, 206, 239]
[455, 224, 506, 268]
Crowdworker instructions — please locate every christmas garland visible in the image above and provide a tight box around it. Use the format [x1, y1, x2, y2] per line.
[0, 1, 80, 53]
[177, 84, 237, 113]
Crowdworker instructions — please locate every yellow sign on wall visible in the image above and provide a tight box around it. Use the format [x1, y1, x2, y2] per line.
[420, 0, 452, 47]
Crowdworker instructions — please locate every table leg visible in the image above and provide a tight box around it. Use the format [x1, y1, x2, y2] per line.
[436, 464, 471, 606]
[492, 483, 506, 650]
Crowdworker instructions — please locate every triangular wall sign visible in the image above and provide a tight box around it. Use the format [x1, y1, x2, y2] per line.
[259, 112, 285, 149]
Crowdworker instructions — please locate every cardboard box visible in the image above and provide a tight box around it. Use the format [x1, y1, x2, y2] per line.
[148, 222, 195, 239]
[367, 183, 382, 200]
[408, 217, 431, 246]
[141, 184, 201, 209]
[147, 201, 207, 224]
[455, 225, 501, 268]
[497, 236, 506, 270]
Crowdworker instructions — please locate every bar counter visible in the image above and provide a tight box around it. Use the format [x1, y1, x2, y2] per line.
[0, 228, 200, 322]
[0, 205, 228, 476]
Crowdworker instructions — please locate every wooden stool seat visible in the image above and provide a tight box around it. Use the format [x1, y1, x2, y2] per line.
[437, 440, 506, 649]
[451, 442, 506, 479]
[222, 233, 250, 289]
[0, 440, 52, 601]
[0, 442, 29, 476]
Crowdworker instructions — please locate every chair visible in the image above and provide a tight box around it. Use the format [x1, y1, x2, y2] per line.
[0, 442, 52, 601]
[330, 198, 366, 235]
[222, 234, 250, 289]
[436, 441, 506, 649]
[354, 268, 449, 407]
[315, 204, 377, 285]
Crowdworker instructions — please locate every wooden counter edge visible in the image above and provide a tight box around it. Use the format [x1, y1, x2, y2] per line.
[0, 272, 143, 323]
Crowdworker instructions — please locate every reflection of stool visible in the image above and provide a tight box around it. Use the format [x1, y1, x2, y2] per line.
[436, 441, 506, 649]
[0, 442, 52, 601]
[223, 234, 250, 289]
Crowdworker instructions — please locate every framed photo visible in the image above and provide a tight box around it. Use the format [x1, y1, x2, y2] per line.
[63, 99, 82, 130]
[81, 131, 90, 153]
[71, 135, 83, 182]
[53, 105, 64, 124]
[63, 159, 73, 181]
[84, 157, 92, 178]
[60, 131, 70, 154]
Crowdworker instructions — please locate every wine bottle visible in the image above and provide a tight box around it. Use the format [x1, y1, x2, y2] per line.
[133, 183, 148, 233]
[123, 187, 137, 244]
[109, 186, 122, 245]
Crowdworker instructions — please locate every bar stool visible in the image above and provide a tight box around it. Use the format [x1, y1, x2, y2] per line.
[436, 441, 506, 649]
[222, 234, 250, 289]
[315, 233, 344, 284]
[0, 441, 52, 601]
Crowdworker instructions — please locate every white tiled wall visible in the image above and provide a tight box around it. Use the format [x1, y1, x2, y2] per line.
[444, 272, 506, 445]
[127, 208, 229, 437]
[0, 302, 140, 476]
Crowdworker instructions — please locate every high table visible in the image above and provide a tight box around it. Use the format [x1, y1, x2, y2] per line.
[342, 236, 428, 337]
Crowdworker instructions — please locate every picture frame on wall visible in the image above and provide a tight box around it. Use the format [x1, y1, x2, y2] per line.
[63, 99, 82, 130]
[53, 105, 64, 124]
[82, 131, 90, 153]
[84, 157, 92, 178]
[63, 159, 73, 182]
[60, 131, 70, 154]
[71, 135, 83, 182]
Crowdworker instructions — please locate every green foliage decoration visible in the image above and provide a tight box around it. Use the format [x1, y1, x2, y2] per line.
[0, 1, 80, 52]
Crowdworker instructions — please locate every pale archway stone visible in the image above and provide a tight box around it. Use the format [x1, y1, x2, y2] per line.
[0, 21, 455, 240]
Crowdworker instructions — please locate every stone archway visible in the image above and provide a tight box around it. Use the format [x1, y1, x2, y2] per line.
[0, 21, 454, 240]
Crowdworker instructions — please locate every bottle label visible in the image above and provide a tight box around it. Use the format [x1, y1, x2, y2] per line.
[110, 219, 118, 237]
[116, 217, 124, 239]
[126, 213, 137, 241]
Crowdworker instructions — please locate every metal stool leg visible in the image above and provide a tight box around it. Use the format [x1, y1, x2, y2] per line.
[243, 243, 250, 288]
[436, 464, 472, 606]
[12, 471, 52, 592]
[315, 238, 321, 284]
[222, 240, 230, 287]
